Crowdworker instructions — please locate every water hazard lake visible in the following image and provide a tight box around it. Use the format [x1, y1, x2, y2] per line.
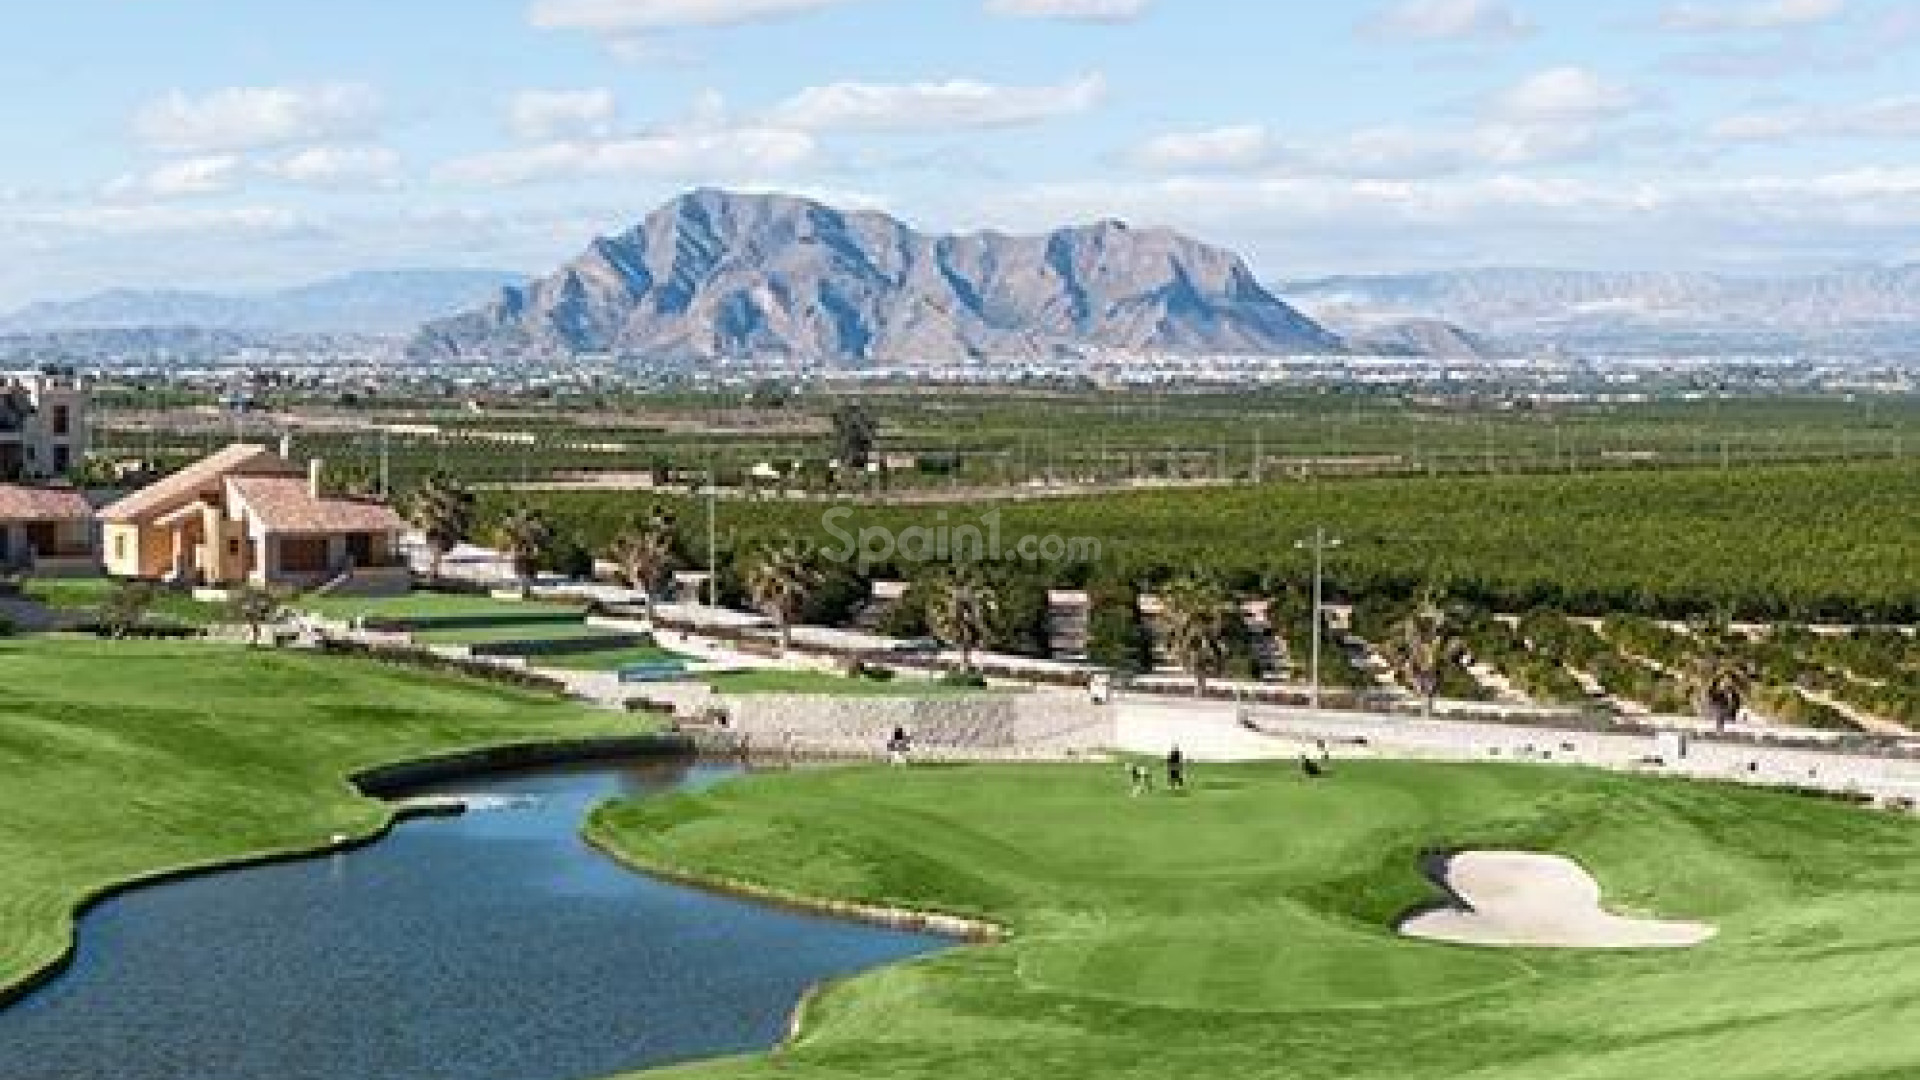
[0, 759, 947, 1080]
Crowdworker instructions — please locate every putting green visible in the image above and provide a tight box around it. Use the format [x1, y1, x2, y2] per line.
[593, 761, 1920, 1080]
[0, 636, 635, 1000]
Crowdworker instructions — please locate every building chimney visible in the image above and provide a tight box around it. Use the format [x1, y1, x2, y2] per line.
[309, 458, 324, 499]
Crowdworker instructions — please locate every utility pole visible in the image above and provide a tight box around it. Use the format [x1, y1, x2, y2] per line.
[1295, 527, 1342, 713]
[706, 455, 719, 609]
[379, 429, 392, 498]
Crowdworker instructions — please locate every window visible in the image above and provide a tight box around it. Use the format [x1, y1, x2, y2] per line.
[114, 534, 128, 562]
[51, 405, 70, 437]
[52, 446, 70, 474]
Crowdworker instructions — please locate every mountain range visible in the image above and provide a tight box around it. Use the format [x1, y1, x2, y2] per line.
[1281, 267, 1920, 355]
[0, 270, 525, 337]
[412, 189, 1343, 365]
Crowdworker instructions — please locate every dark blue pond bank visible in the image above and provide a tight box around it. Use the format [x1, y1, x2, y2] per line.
[0, 760, 947, 1080]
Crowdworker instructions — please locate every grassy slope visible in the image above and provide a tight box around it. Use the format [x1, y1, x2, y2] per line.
[24, 578, 223, 627]
[0, 636, 634, 998]
[294, 594, 586, 621]
[593, 762, 1920, 1080]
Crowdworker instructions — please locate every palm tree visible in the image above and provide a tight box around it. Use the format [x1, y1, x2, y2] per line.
[1158, 574, 1235, 696]
[1688, 621, 1757, 732]
[606, 509, 679, 600]
[226, 584, 286, 647]
[746, 542, 821, 652]
[494, 508, 554, 596]
[406, 473, 475, 582]
[1382, 589, 1463, 719]
[927, 567, 1000, 674]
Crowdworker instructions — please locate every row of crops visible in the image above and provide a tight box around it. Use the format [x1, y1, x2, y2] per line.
[483, 460, 1920, 624]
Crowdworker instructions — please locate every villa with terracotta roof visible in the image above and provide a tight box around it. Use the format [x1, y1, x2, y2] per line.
[99, 444, 410, 595]
[0, 484, 96, 576]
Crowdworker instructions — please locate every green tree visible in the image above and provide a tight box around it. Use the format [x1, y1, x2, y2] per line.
[927, 566, 1001, 674]
[1688, 620, 1758, 732]
[829, 402, 879, 478]
[225, 585, 287, 647]
[1382, 588, 1465, 719]
[1159, 573, 1235, 696]
[606, 508, 679, 600]
[99, 581, 159, 640]
[1086, 582, 1151, 676]
[494, 508, 555, 596]
[746, 542, 822, 652]
[406, 473, 476, 582]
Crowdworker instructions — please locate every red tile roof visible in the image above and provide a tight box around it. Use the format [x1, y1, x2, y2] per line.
[0, 484, 92, 522]
[225, 476, 406, 536]
[100, 444, 298, 523]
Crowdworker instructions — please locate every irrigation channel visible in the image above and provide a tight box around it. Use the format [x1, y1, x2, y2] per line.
[0, 759, 949, 1080]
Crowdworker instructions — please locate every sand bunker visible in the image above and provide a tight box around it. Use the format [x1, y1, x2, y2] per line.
[1399, 851, 1716, 950]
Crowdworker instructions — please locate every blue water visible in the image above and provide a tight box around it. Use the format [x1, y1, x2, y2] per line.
[0, 760, 946, 1080]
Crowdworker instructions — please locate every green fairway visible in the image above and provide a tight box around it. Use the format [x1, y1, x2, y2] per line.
[412, 621, 625, 646]
[295, 592, 585, 622]
[592, 761, 1920, 1080]
[0, 636, 635, 1001]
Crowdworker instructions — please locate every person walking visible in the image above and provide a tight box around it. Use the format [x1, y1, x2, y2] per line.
[1128, 763, 1153, 797]
[1166, 746, 1186, 792]
[888, 726, 913, 767]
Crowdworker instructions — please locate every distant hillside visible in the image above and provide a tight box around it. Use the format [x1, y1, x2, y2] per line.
[1321, 316, 1502, 360]
[1281, 266, 1920, 354]
[413, 188, 1343, 366]
[0, 270, 526, 337]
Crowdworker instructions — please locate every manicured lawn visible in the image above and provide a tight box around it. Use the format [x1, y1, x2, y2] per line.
[413, 622, 621, 646]
[23, 577, 224, 627]
[538, 646, 690, 673]
[593, 761, 1920, 1080]
[705, 670, 1003, 698]
[0, 636, 636, 1001]
[295, 592, 584, 622]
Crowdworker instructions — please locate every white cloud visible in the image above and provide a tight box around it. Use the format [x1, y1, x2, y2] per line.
[263, 146, 404, 187]
[983, 168, 1920, 274]
[1661, 0, 1847, 33]
[528, 0, 862, 32]
[1486, 67, 1641, 123]
[1127, 120, 1606, 179]
[1362, 0, 1531, 41]
[133, 84, 382, 154]
[985, 0, 1151, 22]
[1129, 125, 1287, 172]
[509, 89, 620, 141]
[437, 127, 817, 186]
[104, 155, 246, 199]
[1711, 95, 1920, 142]
[40, 203, 303, 238]
[766, 74, 1106, 133]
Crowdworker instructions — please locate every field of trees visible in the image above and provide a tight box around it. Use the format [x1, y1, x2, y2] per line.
[94, 387, 1920, 492]
[487, 460, 1919, 623]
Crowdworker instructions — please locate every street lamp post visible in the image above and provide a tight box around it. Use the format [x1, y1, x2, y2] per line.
[1295, 527, 1343, 713]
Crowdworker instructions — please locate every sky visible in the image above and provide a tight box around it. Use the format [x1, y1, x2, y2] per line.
[6, 0, 1920, 308]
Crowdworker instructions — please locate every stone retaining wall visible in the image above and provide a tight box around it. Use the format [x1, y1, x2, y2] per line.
[706, 693, 1113, 759]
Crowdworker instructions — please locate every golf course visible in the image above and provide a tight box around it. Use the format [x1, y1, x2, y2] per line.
[0, 636, 636, 1001]
[6, 634, 1920, 1080]
[591, 761, 1920, 1080]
